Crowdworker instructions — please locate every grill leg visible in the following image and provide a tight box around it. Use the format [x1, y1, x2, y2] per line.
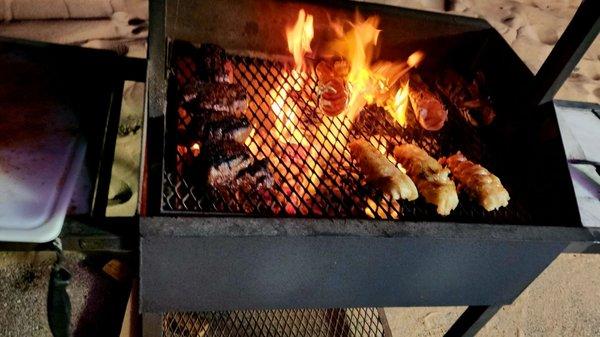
[443, 306, 501, 337]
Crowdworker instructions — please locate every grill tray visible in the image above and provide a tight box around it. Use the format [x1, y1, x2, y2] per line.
[162, 51, 529, 224]
[163, 308, 390, 337]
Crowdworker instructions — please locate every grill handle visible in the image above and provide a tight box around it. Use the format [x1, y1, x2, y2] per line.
[531, 0, 599, 105]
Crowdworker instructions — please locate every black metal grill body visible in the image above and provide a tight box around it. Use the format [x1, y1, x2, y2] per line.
[141, 0, 599, 312]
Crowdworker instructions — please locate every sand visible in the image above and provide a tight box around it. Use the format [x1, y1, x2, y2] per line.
[0, 252, 130, 337]
[385, 253, 600, 337]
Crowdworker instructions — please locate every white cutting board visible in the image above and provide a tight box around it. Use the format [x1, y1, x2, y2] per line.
[0, 52, 86, 242]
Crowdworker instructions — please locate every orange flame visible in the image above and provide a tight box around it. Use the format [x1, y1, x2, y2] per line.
[270, 70, 309, 146]
[326, 14, 381, 121]
[267, 9, 315, 146]
[328, 14, 380, 86]
[407, 50, 425, 68]
[324, 13, 425, 122]
[287, 9, 314, 72]
[390, 81, 410, 127]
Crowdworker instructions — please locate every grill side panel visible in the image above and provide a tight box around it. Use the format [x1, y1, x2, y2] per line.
[140, 233, 567, 312]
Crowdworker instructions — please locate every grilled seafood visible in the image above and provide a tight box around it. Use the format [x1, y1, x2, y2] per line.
[409, 74, 448, 131]
[349, 139, 418, 201]
[393, 144, 458, 215]
[440, 152, 509, 211]
[436, 70, 496, 126]
[316, 59, 350, 117]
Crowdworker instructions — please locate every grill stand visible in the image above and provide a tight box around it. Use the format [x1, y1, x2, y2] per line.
[142, 308, 392, 337]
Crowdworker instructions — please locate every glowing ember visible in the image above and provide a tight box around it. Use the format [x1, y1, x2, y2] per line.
[286, 9, 314, 72]
[190, 142, 201, 157]
[364, 197, 400, 220]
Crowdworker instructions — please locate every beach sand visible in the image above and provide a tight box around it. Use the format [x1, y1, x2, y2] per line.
[384, 253, 600, 337]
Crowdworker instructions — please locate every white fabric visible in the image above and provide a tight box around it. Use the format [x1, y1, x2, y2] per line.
[0, 0, 129, 21]
[556, 104, 600, 227]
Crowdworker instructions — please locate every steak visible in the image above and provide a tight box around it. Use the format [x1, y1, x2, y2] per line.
[202, 141, 253, 187]
[182, 81, 248, 115]
[170, 40, 234, 85]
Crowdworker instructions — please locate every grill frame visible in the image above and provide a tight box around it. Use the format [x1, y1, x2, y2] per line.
[141, 0, 598, 313]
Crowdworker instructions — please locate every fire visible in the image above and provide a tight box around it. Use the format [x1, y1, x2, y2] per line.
[328, 14, 380, 89]
[389, 81, 410, 127]
[254, 9, 316, 204]
[253, 9, 426, 207]
[268, 9, 315, 145]
[269, 71, 309, 146]
[407, 50, 425, 68]
[326, 14, 380, 121]
[324, 14, 424, 123]
[287, 9, 314, 72]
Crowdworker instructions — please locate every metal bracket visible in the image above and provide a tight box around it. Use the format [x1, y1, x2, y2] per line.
[444, 306, 502, 337]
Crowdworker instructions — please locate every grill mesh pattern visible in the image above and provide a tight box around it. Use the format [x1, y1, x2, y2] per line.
[162, 53, 529, 223]
[163, 308, 389, 337]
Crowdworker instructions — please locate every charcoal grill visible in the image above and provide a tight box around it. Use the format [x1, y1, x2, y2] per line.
[163, 51, 530, 224]
[140, 0, 600, 335]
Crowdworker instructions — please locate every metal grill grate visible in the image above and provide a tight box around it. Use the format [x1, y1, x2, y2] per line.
[162, 52, 530, 223]
[163, 308, 390, 337]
